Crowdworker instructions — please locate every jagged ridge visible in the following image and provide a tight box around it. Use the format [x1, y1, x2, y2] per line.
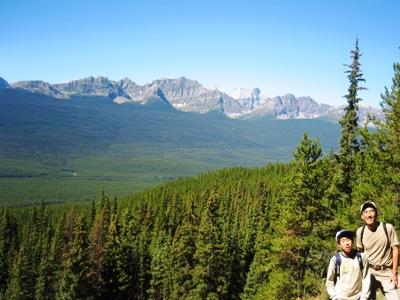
[0, 75, 383, 121]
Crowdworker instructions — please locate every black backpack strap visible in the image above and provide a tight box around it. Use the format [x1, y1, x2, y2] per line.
[360, 224, 366, 250]
[361, 222, 390, 251]
[383, 222, 391, 250]
[334, 252, 341, 284]
[356, 252, 364, 272]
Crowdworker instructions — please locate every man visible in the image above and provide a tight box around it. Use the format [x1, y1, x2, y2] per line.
[356, 201, 400, 299]
[326, 229, 370, 300]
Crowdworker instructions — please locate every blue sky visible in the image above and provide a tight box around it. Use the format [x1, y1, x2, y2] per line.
[1, 0, 399, 106]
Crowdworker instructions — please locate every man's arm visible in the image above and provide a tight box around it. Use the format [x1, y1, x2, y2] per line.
[391, 245, 399, 287]
[389, 224, 399, 287]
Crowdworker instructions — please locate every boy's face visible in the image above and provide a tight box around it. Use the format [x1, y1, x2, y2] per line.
[338, 237, 353, 255]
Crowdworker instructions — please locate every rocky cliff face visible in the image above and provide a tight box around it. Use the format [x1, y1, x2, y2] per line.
[12, 80, 67, 99]
[54, 76, 130, 99]
[229, 88, 262, 110]
[3, 75, 383, 121]
[0, 77, 9, 89]
[231, 93, 332, 119]
[138, 78, 226, 113]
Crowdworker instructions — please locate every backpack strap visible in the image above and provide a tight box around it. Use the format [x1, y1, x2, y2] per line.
[360, 224, 366, 250]
[360, 222, 390, 251]
[335, 252, 364, 283]
[383, 222, 391, 250]
[334, 252, 341, 284]
[356, 252, 364, 272]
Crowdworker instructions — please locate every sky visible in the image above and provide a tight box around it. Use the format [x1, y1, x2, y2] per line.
[1, 0, 399, 107]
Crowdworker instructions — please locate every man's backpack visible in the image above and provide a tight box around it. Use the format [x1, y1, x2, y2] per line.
[334, 252, 364, 284]
[359, 222, 389, 251]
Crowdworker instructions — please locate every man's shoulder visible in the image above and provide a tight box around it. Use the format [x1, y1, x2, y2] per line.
[379, 222, 396, 233]
[383, 222, 395, 230]
[356, 225, 364, 235]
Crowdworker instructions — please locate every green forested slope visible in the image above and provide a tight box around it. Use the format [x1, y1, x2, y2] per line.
[0, 88, 340, 205]
[0, 164, 289, 299]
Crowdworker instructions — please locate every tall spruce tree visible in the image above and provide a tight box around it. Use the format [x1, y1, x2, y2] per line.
[262, 133, 335, 299]
[56, 214, 91, 300]
[117, 208, 139, 300]
[170, 196, 198, 299]
[148, 232, 173, 300]
[379, 61, 400, 223]
[356, 60, 400, 226]
[99, 211, 123, 299]
[89, 193, 111, 295]
[190, 187, 231, 300]
[35, 226, 57, 300]
[241, 182, 273, 299]
[0, 208, 18, 295]
[338, 38, 366, 203]
[5, 228, 36, 300]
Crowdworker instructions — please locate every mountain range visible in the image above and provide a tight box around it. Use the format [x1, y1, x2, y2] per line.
[0, 76, 383, 123]
[0, 75, 346, 204]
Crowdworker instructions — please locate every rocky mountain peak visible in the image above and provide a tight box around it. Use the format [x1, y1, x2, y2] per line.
[229, 88, 261, 100]
[0, 77, 9, 89]
[2, 75, 383, 121]
[12, 80, 67, 99]
[139, 77, 225, 113]
[54, 76, 125, 98]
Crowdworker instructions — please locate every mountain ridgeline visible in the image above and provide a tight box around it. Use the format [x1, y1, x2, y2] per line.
[0, 76, 382, 121]
[0, 75, 344, 204]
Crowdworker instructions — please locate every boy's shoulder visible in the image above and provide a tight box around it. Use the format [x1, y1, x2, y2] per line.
[331, 251, 365, 261]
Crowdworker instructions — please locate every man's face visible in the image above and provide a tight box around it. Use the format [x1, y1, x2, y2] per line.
[361, 207, 377, 226]
[338, 237, 353, 255]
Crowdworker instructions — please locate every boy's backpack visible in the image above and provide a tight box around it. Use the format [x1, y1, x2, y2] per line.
[359, 222, 389, 251]
[334, 252, 364, 284]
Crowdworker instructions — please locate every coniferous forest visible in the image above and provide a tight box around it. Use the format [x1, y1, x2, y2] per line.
[1, 42, 400, 299]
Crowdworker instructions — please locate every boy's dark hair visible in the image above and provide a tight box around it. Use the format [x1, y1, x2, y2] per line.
[336, 229, 354, 243]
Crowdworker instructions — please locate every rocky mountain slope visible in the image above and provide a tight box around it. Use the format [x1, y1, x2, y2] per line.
[1, 76, 383, 121]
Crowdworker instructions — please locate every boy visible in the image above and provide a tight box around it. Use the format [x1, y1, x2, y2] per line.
[326, 229, 370, 300]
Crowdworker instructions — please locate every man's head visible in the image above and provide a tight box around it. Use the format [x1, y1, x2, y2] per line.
[360, 201, 378, 227]
[336, 229, 354, 255]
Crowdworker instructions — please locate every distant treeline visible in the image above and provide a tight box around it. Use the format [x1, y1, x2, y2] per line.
[1, 42, 400, 299]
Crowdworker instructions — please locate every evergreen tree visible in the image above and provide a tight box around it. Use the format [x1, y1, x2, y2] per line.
[170, 196, 198, 299]
[378, 61, 400, 223]
[263, 133, 335, 299]
[190, 187, 231, 300]
[117, 208, 139, 299]
[338, 38, 366, 203]
[135, 226, 152, 300]
[5, 228, 36, 300]
[89, 199, 97, 228]
[35, 226, 57, 300]
[56, 214, 91, 300]
[148, 232, 173, 300]
[241, 182, 273, 299]
[89, 192, 111, 295]
[99, 210, 123, 299]
[0, 208, 18, 295]
[354, 60, 400, 226]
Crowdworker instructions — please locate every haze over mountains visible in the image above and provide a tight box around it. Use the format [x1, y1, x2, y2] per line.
[0, 76, 383, 122]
